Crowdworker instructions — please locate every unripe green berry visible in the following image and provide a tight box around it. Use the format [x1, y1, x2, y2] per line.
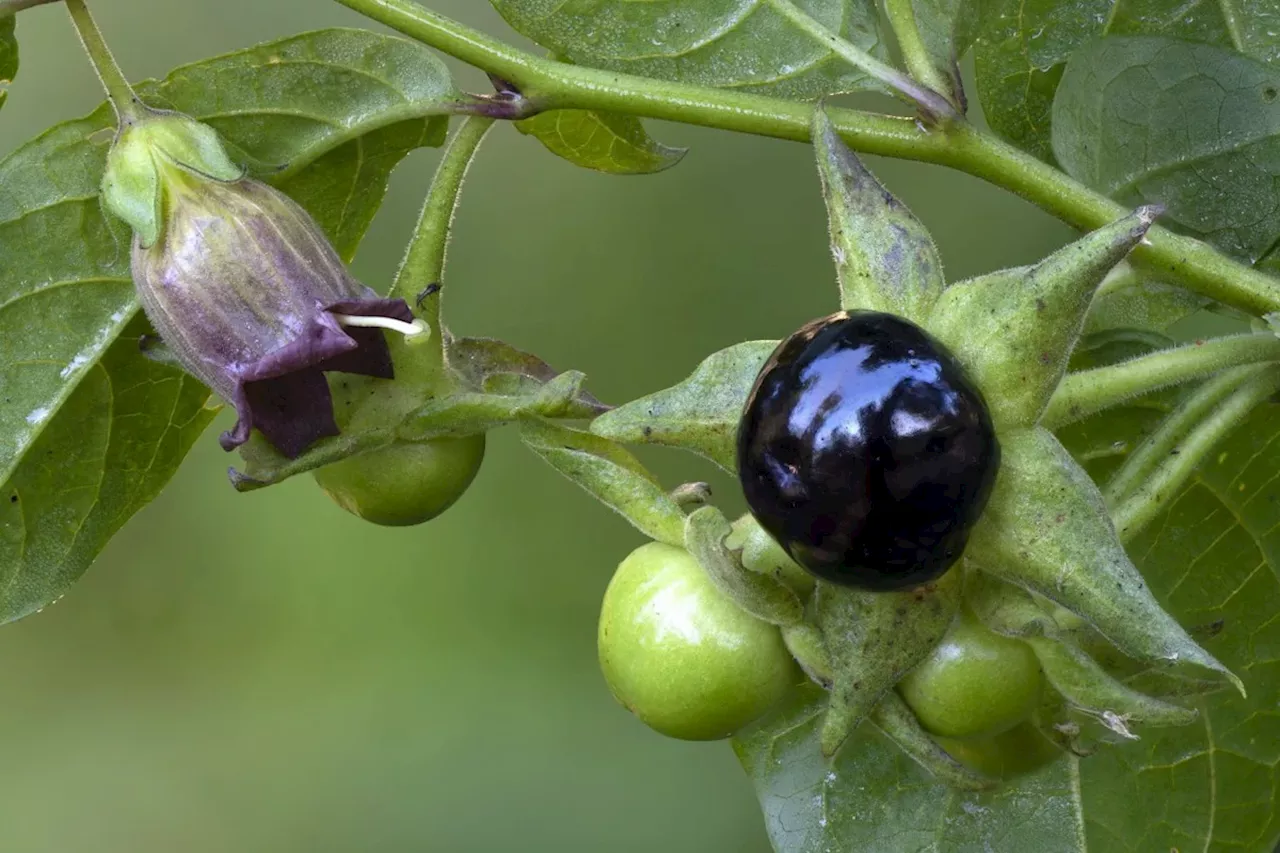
[314, 434, 485, 526]
[598, 542, 797, 741]
[898, 612, 1044, 740]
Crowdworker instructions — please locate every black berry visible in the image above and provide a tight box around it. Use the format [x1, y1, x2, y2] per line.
[737, 310, 999, 591]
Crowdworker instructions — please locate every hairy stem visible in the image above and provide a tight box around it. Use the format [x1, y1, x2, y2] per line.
[391, 115, 495, 377]
[764, 0, 956, 121]
[1111, 366, 1280, 542]
[881, 0, 959, 110]
[1103, 365, 1264, 509]
[1043, 333, 1280, 427]
[63, 0, 142, 123]
[333, 0, 1280, 316]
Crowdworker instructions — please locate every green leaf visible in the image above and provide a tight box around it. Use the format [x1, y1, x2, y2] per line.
[515, 109, 686, 175]
[972, 0, 1275, 161]
[733, 686, 1082, 851]
[277, 117, 447, 263]
[447, 335, 608, 418]
[0, 316, 216, 622]
[0, 28, 460, 623]
[590, 340, 777, 471]
[736, 400, 1280, 847]
[520, 419, 687, 546]
[0, 15, 16, 113]
[490, 0, 886, 99]
[908, 0, 977, 95]
[1053, 36, 1280, 263]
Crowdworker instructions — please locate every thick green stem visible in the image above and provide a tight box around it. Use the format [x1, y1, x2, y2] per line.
[1043, 333, 1280, 427]
[1111, 366, 1280, 542]
[390, 115, 495, 378]
[333, 0, 1280, 317]
[765, 0, 956, 121]
[882, 0, 958, 110]
[63, 0, 142, 123]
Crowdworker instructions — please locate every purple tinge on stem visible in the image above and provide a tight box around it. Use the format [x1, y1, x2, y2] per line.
[130, 174, 417, 459]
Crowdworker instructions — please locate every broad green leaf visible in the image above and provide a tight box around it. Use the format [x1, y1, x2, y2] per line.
[277, 117, 446, 262]
[972, 0, 1275, 161]
[1053, 36, 1280, 263]
[515, 110, 686, 175]
[733, 686, 1082, 851]
[590, 340, 777, 471]
[490, 0, 886, 100]
[735, 399, 1280, 850]
[0, 15, 16, 113]
[0, 28, 460, 623]
[907, 0, 976, 101]
[0, 317, 215, 621]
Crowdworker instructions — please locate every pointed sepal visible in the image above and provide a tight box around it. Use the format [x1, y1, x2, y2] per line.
[928, 207, 1160, 429]
[813, 109, 944, 324]
[102, 110, 243, 247]
[816, 571, 961, 758]
[1025, 635, 1198, 728]
[966, 427, 1242, 693]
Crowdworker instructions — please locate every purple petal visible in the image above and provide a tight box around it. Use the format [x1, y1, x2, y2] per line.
[220, 368, 340, 458]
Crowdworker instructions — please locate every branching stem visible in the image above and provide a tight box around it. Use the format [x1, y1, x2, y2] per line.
[391, 115, 495, 375]
[1043, 333, 1280, 428]
[1110, 365, 1280, 542]
[332, 0, 1280, 318]
[764, 0, 957, 121]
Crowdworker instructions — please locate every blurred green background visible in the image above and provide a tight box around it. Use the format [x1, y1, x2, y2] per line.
[0, 3, 1073, 851]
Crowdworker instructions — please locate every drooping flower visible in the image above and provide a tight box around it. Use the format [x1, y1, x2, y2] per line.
[102, 110, 423, 458]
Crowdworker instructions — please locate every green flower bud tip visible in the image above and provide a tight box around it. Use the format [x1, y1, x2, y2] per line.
[102, 109, 242, 248]
[105, 109, 426, 459]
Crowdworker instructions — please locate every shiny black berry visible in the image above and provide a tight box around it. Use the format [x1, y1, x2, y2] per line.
[737, 310, 999, 591]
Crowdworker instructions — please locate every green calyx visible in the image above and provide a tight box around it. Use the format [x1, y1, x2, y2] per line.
[597, 107, 1252, 788]
[101, 110, 243, 247]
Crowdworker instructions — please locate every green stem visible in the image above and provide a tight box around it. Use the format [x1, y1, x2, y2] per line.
[765, 0, 956, 121]
[1110, 365, 1280, 542]
[334, 0, 1280, 316]
[1042, 333, 1280, 427]
[63, 0, 142, 123]
[882, 0, 959, 110]
[1103, 365, 1263, 509]
[390, 115, 495, 378]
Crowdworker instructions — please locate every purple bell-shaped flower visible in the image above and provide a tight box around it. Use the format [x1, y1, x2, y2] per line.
[103, 110, 423, 458]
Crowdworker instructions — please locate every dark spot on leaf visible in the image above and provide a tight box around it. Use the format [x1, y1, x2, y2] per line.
[8, 494, 16, 503]
[1035, 298, 1046, 312]
[1265, 86, 1278, 103]
[642, 425, 652, 437]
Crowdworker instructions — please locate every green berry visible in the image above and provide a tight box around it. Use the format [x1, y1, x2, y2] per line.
[313, 434, 485, 526]
[898, 612, 1044, 740]
[598, 542, 797, 741]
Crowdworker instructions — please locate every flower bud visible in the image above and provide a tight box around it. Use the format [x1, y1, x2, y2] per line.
[104, 110, 419, 458]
